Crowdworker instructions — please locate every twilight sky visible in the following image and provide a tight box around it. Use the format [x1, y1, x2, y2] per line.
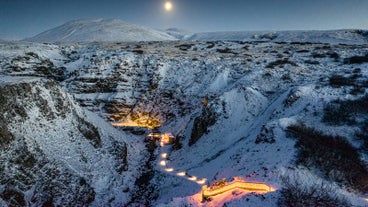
[1, 0, 368, 40]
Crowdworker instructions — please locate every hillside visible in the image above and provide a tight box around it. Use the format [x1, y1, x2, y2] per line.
[0, 39, 368, 206]
[186, 29, 368, 44]
[24, 19, 177, 42]
[0, 76, 144, 206]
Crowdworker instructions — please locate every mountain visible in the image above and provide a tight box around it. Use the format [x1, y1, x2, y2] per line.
[24, 19, 177, 42]
[186, 29, 368, 44]
[1, 38, 368, 206]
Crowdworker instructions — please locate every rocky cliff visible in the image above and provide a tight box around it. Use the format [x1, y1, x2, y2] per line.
[0, 76, 140, 206]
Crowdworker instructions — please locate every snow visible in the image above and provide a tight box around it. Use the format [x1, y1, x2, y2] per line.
[24, 19, 177, 42]
[0, 36, 368, 206]
[186, 29, 368, 44]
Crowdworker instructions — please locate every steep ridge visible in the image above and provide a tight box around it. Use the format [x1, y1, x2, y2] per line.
[0, 76, 142, 206]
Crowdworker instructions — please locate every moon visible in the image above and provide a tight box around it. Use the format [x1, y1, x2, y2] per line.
[164, 1, 173, 11]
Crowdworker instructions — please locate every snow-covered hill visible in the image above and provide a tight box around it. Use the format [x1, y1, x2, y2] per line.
[186, 29, 368, 44]
[1, 39, 368, 206]
[24, 19, 177, 42]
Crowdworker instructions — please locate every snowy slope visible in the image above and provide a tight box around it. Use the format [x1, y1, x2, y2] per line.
[1, 39, 368, 206]
[0, 76, 144, 206]
[24, 19, 177, 42]
[186, 29, 368, 44]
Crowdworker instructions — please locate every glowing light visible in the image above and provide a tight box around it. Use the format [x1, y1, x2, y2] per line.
[111, 114, 161, 129]
[188, 176, 197, 181]
[161, 153, 168, 159]
[202, 178, 276, 200]
[165, 168, 174, 172]
[164, 1, 173, 11]
[177, 172, 186, 176]
[197, 178, 207, 185]
[160, 160, 167, 166]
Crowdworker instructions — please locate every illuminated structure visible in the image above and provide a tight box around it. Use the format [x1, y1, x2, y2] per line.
[201, 178, 275, 201]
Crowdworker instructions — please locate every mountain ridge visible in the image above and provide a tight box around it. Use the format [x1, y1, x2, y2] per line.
[24, 19, 177, 42]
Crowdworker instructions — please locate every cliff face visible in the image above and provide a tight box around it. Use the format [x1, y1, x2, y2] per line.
[0, 76, 138, 206]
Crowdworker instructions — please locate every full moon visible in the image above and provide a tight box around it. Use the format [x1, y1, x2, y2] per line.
[164, 1, 173, 11]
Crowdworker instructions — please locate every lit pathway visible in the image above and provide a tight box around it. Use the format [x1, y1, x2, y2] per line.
[156, 134, 275, 201]
[158, 144, 207, 185]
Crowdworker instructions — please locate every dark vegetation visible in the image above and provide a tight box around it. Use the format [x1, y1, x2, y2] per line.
[76, 116, 102, 148]
[189, 106, 218, 146]
[311, 52, 327, 58]
[328, 68, 368, 95]
[266, 58, 298, 69]
[171, 135, 183, 151]
[127, 140, 158, 206]
[343, 53, 368, 64]
[216, 48, 238, 54]
[329, 74, 358, 88]
[175, 43, 193, 51]
[356, 121, 368, 152]
[323, 94, 368, 153]
[109, 141, 128, 174]
[304, 60, 320, 65]
[278, 175, 350, 207]
[286, 124, 368, 193]
[323, 95, 368, 125]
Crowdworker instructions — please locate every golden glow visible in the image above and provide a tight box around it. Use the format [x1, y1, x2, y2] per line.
[165, 168, 174, 172]
[161, 153, 168, 159]
[197, 178, 207, 185]
[188, 176, 197, 181]
[202, 178, 276, 200]
[160, 160, 167, 166]
[111, 114, 161, 129]
[164, 1, 173, 11]
[177, 172, 186, 176]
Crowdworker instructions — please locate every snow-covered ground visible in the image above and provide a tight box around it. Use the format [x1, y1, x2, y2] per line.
[186, 29, 368, 44]
[22, 18, 368, 45]
[0, 37, 368, 206]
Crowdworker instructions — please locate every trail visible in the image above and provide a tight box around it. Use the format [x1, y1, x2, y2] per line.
[155, 130, 275, 201]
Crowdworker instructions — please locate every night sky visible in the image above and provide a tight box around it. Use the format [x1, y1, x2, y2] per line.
[1, 0, 368, 40]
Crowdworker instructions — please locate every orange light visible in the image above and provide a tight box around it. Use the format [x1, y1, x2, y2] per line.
[111, 114, 161, 129]
[177, 172, 186, 176]
[188, 176, 197, 181]
[165, 168, 174, 172]
[197, 178, 207, 185]
[160, 160, 166, 166]
[161, 153, 168, 159]
[202, 179, 276, 200]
